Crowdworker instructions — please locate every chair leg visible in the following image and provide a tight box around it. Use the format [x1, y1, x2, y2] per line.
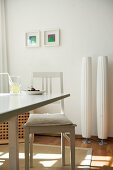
[25, 127, 30, 170]
[61, 132, 65, 166]
[29, 133, 34, 168]
[70, 127, 75, 170]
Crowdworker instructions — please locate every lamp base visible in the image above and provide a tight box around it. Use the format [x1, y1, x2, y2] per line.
[82, 138, 91, 144]
[99, 139, 107, 145]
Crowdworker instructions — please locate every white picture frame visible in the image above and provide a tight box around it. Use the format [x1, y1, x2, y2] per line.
[44, 29, 60, 46]
[25, 31, 40, 47]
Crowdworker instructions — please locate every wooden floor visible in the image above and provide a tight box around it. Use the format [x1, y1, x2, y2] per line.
[34, 135, 113, 170]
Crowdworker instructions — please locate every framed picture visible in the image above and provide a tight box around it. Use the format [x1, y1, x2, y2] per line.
[44, 29, 60, 46]
[25, 31, 40, 47]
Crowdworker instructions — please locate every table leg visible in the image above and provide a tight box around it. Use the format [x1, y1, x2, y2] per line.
[8, 116, 19, 170]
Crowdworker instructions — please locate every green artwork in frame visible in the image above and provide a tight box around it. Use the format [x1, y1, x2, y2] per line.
[26, 31, 40, 47]
[28, 36, 37, 45]
[48, 34, 55, 42]
[44, 29, 60, 46]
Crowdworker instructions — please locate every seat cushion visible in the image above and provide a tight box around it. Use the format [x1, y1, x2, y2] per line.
[24, 113, 73, 126]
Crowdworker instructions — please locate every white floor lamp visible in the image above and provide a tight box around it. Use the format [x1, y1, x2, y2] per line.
[97, 56, 108, 145]
[81, 57, 92, 143]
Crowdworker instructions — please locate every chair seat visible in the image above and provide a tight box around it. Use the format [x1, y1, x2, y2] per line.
[24, 72, 76, 170]
[24, 113, 73, 126]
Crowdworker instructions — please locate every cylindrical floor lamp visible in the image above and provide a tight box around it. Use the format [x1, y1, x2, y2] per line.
[97, 56, 108, 145]
[81, 57, 92, 143]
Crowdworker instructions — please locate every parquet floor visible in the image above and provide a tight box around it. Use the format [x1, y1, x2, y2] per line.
[34, 135, 113, 170]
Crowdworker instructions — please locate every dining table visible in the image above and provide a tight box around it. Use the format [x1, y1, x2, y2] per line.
[0, 92, 70, 170]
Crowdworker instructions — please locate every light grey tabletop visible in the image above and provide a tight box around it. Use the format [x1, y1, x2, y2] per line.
[0, 92, 70, 170]
[0, 93, 70, 122]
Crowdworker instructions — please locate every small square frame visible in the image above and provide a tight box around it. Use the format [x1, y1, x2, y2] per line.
[44, 29, 60, 46]
[25, 31, 40, 47]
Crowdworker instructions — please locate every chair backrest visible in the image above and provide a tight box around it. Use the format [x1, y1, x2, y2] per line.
[31, 72, 64, 113]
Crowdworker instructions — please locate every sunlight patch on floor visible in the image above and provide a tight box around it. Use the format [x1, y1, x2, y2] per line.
[80, 159, 91, 166]
[33, 153, 62, 159]
[77, 165, 91, 168]
[0, 152, 25, 159]
[40, 160, 58, 167]
[0, 152, 62, 168]
[91, 155, 113, 167]
[85, 154, 92, 159]
[79, 153, 92, 166]
[0, 160, 5, 166]
[92, 156, 112, 161]
[0, 152, 4, 156]
[0, 153, 9, 159]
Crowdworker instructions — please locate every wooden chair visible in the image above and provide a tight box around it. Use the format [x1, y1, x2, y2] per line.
[24, 72, 76, 170]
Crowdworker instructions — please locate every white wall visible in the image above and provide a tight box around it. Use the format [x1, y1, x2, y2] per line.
[5, 0, 113, 136]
